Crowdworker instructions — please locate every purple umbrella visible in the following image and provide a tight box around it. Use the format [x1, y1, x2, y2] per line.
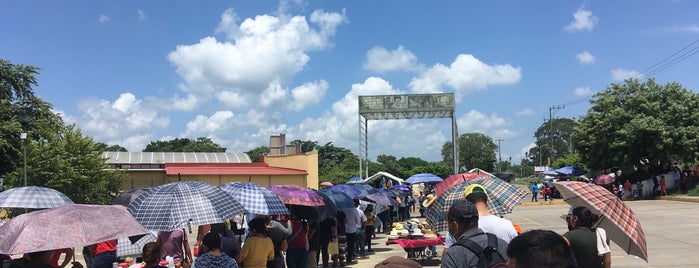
[268, 185, 325, 206]
[361, 192, 395, 206]
[330, 184, 362, 198]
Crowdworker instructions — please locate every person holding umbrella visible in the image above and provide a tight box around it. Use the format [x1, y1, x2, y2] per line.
[562, 207, 611, 268]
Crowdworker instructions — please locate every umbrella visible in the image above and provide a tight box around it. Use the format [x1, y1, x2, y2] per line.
[595, 174, 616, 185]
[347, 176, 362, 183]
[319, 182, 334, 187]
[0, 204, 148, 254]
[426, 177, 528, 232]
[543, 169, 561, 176]
[0, 186, 73, 209]
[376, 188, 396, 198]
[351, 183, 377, 196]
[361, 192, 395, 206]
[319, 188, 355, 209]
[313, 190, 338, 220]
[112, 188, 150, 207]
[391, 184, 411, 193]
[553, 166, 587, 176]
[553, 181, 647, 261]
[128, 181, 245, 231]
[116, 233, 157, 257]
[434, 172, 490, 197]
[330, 184, 362, 198]
[220, 182, 289, 215]
[268, 185, 325, 206]
[404, 173, 443, 184]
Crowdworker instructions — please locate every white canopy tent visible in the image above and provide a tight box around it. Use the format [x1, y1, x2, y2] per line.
[359, 171, 405, 186]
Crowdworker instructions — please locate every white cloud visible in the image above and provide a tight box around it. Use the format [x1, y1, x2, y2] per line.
[137, 9, 147, 22]
[514, 108, 534, 116]
[611, 68, 642, 81]
[456, 110, 510, 136]
[66, 93, 169, 151]
[168, 9, 346, 111]
[565, 6, 597, 32]
[364, 46, 422, 73]
[576, 51, 595, 64]
[655, 25, 699, 34]
[408, 54, 521, 99]
[99, 14, 110, 23]
[573, 86, 594, 97]
[288, 80, 329, 111]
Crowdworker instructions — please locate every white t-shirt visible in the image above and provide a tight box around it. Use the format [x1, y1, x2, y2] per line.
[444, 215, 518, 247]
[343, 208, 362, 234]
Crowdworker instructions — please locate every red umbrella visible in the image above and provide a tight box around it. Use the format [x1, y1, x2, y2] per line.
[595, 174, 616, 185]
[553, 181, 647, 261]
[0, 204, 148, 254]
[434, 172, 490, 197]
[268, 185, 325, 206]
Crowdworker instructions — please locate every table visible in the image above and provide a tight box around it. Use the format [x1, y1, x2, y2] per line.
[387, 236, 444, 261]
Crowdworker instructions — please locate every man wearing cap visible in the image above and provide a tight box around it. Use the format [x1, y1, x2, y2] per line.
[464, 184, 518, 243]
[441, 199, 508, 268]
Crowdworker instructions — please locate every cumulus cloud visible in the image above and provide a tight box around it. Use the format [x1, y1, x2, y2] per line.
[514, 108, 534, 116]
[611, 68, 642, 81]
[565, 6, 597, 32]
[288, 80, 329, 111]
[137, 9, 147, 21]
[408, 54, 521, 99]
[456, 110, 510, 136]
[168, 8, 346, 111]
[577, 51, 595, 64]
[99, 14, 110, 23]
[364, 46, 422, 73]
[66, 93, 169, 151]
[574, 86, 594, 97]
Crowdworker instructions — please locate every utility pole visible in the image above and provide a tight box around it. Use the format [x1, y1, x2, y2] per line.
[496, 139, 504, 172]
[549, 105, 565, 165]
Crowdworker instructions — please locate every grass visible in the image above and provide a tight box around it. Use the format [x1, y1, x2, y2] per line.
[688, 185, 699, 196]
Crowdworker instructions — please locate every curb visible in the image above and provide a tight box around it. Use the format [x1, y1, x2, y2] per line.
[658, 195, 699, 203]
[518, 200, 567, 207]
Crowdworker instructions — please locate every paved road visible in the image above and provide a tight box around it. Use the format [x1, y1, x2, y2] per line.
[64, 199, 699, 268]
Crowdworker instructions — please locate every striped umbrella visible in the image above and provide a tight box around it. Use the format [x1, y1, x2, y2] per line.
[220, 182, 289, 215]
[128, 181, 245, 231]
[554, 181, 648, 261]
[426, 177, 528, 232]
[0, 186, 73, 209]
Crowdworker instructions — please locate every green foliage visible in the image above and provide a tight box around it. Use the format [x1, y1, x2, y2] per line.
[95, 142, 128, 152]
[143, 137, 226, 152]
[688, 184, 699, 196]
[290, 140, 318, 153]
[441, 133, 497, 172]
[529, 118, 578, 166]
[552, 153, 585, 169]
[576, 78, 699, 175]
[245, 146, 270, 162]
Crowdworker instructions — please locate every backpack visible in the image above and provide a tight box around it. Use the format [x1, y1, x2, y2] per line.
[453, 233, 507, 268]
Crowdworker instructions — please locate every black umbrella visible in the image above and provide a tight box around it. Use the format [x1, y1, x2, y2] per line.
[112, 188, 149, 207]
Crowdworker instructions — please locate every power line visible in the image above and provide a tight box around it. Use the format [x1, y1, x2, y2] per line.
[634, 38, 699, 79]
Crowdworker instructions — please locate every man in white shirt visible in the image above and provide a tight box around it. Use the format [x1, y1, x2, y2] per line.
[343, 200, 363, 262]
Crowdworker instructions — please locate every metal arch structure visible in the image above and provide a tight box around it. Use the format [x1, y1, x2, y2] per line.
[358, 93, 459, 179]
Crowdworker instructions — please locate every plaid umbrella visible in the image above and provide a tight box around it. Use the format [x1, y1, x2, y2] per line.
[426, 177, 528, 232]
[553, 181, 648, 261]
[128, 181, 245, 231]
[268, 185, 325, 206]
[0, 204, 148, 254]
[116, 233, 157, 257]
[404, 173, 443, 184]
[434, 172, 491, 197]
[220, 182, 289, 215]
[0, 186, 73, 209]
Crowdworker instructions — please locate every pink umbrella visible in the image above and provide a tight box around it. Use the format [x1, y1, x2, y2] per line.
[595, 174, 616, 185]
[0, 204, 148, 254]
[320, 182, 334, 187]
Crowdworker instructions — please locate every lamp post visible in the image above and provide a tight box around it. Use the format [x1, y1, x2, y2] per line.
[18, 108, 31, 187]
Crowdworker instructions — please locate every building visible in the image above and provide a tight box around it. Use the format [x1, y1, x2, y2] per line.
[103, 136, 318, 189]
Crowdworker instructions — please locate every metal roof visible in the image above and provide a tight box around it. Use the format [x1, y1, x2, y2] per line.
[102, 152, 251, 164]
[164, 163, 308, 175]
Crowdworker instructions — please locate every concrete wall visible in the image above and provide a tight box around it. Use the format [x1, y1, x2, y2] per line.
[120, 171, 167, 189]
[264, 151, 319, 189]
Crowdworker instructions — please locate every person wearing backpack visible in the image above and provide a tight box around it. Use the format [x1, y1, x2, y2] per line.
[441, 199, 509, 268]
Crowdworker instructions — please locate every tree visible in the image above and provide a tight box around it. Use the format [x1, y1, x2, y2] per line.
[95, 142, 128, 152]
[576, 78, 699, 175]
[528, 118, 578, 167]
[290, 140, 318, 153]
[552, 153, 585, 169]
[245, 146, 270, 162]
[317, 142, 359, 184]
[441, 133, 498, 172]
[143, 137, 225, 152]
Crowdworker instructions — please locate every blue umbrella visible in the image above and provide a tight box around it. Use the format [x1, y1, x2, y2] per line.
[319, 188, 355, 209]
[543, 169, 560, 176]
[391, 184, 411, 192]
[0, 186, 74, 209]
[330, 184, 362, 198]
[352, 183, 378, 196]
[405, 173, 443, 184]
[361, 192, 395, 206]
[348, 176, 362, 183]
[553, 166, 587, 176]
[220, 182, 289, 215]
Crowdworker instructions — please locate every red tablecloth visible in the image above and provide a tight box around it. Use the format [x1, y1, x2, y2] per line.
[390, 236, 444, 249]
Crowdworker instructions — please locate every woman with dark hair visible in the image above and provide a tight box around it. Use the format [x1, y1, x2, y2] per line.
[192, 232, 239, 268]
[506, 230, 577, 268]
[562, 207, 611, 268]
[141, 242, 167, 268]
[240, 218, 275, 268]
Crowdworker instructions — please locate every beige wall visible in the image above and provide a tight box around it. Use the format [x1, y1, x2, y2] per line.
[120, 171, 167, 190]
[263, 151, 319, 189]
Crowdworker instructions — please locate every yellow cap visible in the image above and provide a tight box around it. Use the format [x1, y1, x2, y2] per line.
[463, 183, 488, 198]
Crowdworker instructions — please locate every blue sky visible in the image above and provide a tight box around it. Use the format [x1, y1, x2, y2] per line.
[3, 0, 699, 165]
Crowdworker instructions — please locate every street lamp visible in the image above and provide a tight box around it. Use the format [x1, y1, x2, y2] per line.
[17, 107, 31, 187]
